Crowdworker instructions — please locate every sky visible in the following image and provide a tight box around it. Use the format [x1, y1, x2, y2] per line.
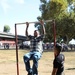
[0, 0, 41, 35]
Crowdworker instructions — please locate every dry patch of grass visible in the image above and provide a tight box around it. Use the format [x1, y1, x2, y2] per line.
[0, 50, 75, 75]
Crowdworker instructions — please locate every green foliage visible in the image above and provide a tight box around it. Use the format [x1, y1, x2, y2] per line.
[3, 25, 10, 33]
[56, 16, 75, 41]
[37, 0, 75, 43]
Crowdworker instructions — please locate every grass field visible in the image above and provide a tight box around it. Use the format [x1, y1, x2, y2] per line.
[0, 49, 75, 75]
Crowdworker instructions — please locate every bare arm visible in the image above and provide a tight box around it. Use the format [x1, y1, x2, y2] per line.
[25, 22, 29, 36]
[40, 20, 46, 35]
[51, 68, 58, 75]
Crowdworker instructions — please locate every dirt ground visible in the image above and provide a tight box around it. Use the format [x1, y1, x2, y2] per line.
[0, 50, 75, 75]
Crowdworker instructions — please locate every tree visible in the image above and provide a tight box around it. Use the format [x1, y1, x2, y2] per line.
[3, 25, 10, 33]
[37, 0, 75, 43]
[56, 15, 75, 43]
[39, 0, 68, 20]
[39, 0, 68, 42]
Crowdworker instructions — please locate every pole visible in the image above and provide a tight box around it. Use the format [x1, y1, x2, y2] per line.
[15, 20, 52, 25]
[15, 24, 19, 75]
[14, 19, 56, 75]
[53, 20, 56, 47]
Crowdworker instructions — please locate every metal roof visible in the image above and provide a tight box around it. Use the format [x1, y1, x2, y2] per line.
[0, 32, 26, 41]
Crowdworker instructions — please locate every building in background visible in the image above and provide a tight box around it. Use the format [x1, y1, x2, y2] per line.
[0, 32, 26, 49]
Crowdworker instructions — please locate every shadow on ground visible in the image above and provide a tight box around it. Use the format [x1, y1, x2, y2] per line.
[66, 68, 75, 70]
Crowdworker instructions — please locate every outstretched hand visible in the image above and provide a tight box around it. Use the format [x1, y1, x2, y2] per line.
[26, 22, 29, 28]
[40, 20, 44, 25]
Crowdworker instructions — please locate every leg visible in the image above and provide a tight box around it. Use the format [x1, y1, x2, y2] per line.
[23, 52, 32, 74]
[32, 52, 42, 75]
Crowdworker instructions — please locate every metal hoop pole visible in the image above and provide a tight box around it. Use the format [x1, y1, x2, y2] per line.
[15, 20, 53, 25]
[14, 19, 56, 75]
[53, 20, 56, 47]
[15, 24, 19, 75]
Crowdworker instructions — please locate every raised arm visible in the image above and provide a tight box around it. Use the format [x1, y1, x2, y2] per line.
[25, 22, 29, 36]
[40, 20, 46, 35]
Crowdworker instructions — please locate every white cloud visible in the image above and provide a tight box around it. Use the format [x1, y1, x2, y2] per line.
[0, 0, 11, 13]
[15, 0, 25, 4]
